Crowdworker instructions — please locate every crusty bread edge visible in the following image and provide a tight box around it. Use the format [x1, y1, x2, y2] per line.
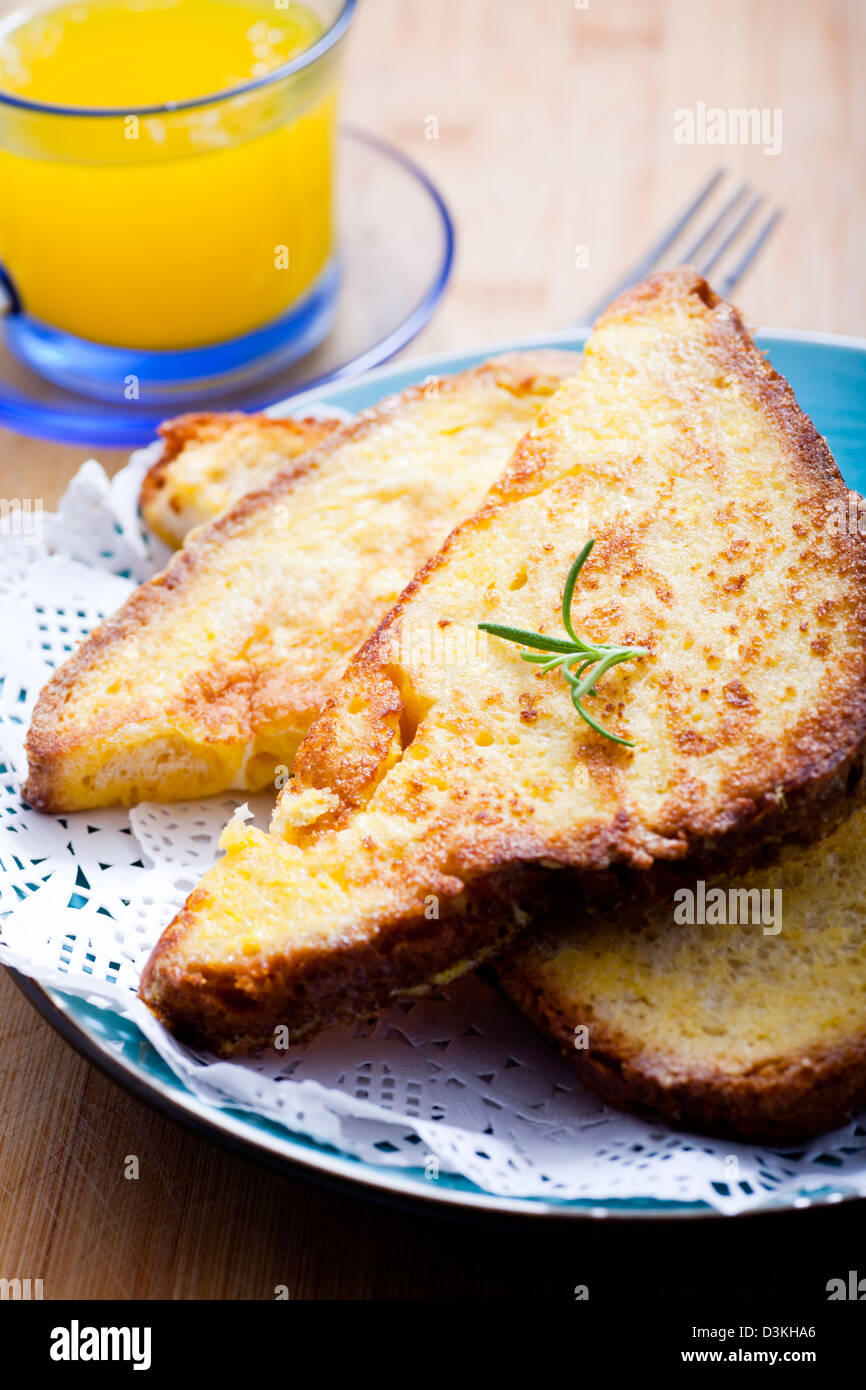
[139, 770, 866, 1057]
[139, 413, 342, 547]
[495, 952, 866, 1144]
[139, 861, 537, 1055]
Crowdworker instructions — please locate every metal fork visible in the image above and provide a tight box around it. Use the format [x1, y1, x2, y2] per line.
[579, 169, 783, 325]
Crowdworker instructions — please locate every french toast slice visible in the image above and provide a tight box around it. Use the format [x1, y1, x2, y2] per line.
[140, 412, 343, 548]
[25, 353, 577, 810]
[496, 806, 866, 1142]
[140, 270, 866, 1055]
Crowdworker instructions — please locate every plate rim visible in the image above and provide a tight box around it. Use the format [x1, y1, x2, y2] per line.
[9, 970, 736, 1223]
[20, 968, 860, 1225]
[9, 324, 866, 1223]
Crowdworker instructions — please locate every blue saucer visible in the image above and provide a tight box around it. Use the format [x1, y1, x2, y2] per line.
[0, 127, 454, 446]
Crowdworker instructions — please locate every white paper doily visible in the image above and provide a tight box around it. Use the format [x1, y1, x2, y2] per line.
[2, 435, 865, 1217]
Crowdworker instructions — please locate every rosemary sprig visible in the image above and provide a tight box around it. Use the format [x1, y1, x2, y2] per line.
[477, 540, 648, 747]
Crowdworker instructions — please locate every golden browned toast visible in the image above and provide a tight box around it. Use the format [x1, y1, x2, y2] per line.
[140, 270, 866, 1055]
[497, 805, 866, 1143]
[140, 412, 342, 547]
[25, 353, 577, 811]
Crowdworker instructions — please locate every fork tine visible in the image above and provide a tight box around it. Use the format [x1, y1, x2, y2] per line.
[716, 208, 784, 299]
[679, 181, 751, 264]
[697, 192, 765, 277]
[578, 167, 726, 324]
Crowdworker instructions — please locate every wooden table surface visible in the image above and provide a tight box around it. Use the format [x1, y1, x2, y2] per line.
[2, 0, 865, 1300]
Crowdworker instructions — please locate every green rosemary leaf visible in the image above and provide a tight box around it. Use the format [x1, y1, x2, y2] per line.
[476, 542, 648, 745]
[520, 650, 561, 665]
[477, 622, 576, 654]
[560, 539, 595, 643]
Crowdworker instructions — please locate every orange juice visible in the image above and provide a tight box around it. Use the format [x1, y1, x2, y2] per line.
[0, 0, 341, 348]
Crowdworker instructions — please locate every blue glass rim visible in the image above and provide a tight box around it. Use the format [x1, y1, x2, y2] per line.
[0, 125, 456, 446]
[0, 0, 358, 117]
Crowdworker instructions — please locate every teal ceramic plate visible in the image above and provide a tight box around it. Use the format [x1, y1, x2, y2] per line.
[10, 326, 866, 1221]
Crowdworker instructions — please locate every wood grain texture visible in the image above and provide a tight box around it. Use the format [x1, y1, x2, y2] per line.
[1, 0, 864, 1299]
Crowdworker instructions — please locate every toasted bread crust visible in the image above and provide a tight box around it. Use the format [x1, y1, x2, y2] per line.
[25, 351, 578, 811]
[497, 963, 866, 1144]
[140, 755, 866, 1057]
[140, 271, 866, 1056]
[141, 854, 536, 1053]
[140, 412, 342, 547]
[496, 800, 866, 1143]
